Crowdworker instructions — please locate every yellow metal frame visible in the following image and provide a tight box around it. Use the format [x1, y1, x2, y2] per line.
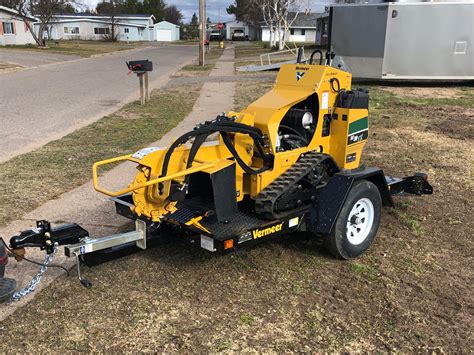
[92, 155, 215, 198]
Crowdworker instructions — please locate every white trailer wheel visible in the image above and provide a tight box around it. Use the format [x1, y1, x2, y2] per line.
[346, 198, 375, 245]
[324, 180, 382, 259]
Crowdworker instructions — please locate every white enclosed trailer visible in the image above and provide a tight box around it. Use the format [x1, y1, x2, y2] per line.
[329, 2, 474, 80]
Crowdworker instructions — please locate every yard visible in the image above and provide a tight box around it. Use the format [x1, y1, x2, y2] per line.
[0, 40, 147, 57]
[0, 69, 472, 351]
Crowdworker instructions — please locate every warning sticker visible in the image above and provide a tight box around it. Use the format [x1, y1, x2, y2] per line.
[322, 92, 329, 110]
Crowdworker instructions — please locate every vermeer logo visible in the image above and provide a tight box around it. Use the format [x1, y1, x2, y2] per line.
[252, 223, 283, 239]
[296, 71, 306, 81]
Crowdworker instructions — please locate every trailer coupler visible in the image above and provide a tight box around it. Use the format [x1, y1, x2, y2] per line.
[9, 219, 147, 290]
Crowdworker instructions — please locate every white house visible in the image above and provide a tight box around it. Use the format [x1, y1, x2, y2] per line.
[225, 20, 257, 41]
[155, 20, 180, 42]
[0, 5, 37, 45]
[261, 13, 319, 44]
[37, 13, 156, 42]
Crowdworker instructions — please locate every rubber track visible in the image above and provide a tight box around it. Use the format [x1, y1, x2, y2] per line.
[255, 151, 331, 220]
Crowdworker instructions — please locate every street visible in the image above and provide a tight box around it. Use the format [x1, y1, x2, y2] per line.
[0, 45, 196, 162]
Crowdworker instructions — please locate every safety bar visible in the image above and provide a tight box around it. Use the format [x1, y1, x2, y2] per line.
[92, 155, 215, 197]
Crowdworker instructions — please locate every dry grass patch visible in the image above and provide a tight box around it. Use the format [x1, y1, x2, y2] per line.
[1, 40, 146, 57]
[1, 81, 473, 352]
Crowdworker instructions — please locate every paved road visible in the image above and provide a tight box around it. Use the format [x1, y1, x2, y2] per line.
[0, 50, 81, 67]
[0, 45, 196, 162]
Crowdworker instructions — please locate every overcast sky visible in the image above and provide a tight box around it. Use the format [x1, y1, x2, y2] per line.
[83, 0, 330, 22]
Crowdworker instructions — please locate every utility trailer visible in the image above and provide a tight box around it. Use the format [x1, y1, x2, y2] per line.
[4, 60, 433, 298]
[327, 2, 474, 80]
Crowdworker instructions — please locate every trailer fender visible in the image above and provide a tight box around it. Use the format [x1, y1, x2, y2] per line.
[309, 167, 392, 235]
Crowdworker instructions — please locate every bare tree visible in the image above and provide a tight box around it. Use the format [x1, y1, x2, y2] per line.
[259, 0, 302, 50]
[102, 14, 120, 41]
[5, 0, 80, 47]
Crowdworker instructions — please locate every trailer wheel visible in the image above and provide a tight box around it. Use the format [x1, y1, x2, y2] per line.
[325, 180, 382, 259]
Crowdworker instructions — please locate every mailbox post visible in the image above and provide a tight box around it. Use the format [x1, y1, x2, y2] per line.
[126, 60, 153, 105]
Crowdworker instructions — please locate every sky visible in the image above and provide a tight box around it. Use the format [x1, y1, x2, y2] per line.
[83, 0, 330, 22]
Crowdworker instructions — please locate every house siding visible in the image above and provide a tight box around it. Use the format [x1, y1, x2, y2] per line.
[262, 28, 316, 43]
[154, 21, 180, 41]
[0, 8, 36, 45]
[37, 15, 155, 42]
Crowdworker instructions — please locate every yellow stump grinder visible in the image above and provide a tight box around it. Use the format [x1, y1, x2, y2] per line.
[5, 51, 432, 291]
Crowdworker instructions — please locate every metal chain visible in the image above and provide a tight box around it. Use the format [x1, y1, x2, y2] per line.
[11, 244, 58, 302]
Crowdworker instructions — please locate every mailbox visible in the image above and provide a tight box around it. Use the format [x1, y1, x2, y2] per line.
[126, 60, 153, 73]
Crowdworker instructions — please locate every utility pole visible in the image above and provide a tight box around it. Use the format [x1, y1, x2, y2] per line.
[199, 0, 206, 66]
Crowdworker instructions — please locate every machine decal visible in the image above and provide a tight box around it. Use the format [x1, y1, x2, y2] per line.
[348, 130, 369, 145]
[132, 147, 163, 160]
[321, 92, 329, 110]
[347, 117, 369, 145]
[346, 152, 357, 163]
[348, 117, 368, 135]
[296, 71, 306, 81]
[252, 222, 283, 239]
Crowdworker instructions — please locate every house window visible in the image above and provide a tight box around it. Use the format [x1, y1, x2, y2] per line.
[124, 28, 129, 33]
[94, 27, 110, 35]
[3, 22, 14, 35]
[290, 28, 294, 35]
[301, 29, 306, 36]
[64, 26, 79, 34]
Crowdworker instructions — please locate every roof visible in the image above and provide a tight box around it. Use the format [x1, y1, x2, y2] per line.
[155, 20, 180, 28]
[0, 5, 37, 21]
[52, 13, 155, 21]
[261, 12, 321, 29]
[289, 12, 319, 28]
[43, 18, 147, 28]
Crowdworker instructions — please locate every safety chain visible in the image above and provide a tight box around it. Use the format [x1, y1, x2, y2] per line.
[11, 244, 58, 302]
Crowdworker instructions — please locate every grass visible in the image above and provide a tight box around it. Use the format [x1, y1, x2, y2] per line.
[0, 40, 146, 57]
[1, 72, 473, 352]
[0, 84, 201, 226]
[173, 45, 224, 76]
[234, 79, 274, 111]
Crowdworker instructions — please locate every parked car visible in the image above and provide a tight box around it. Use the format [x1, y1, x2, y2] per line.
[209, 31, 223, 41]
[232, 29, 245, 41]
[0, 243, 7, 278]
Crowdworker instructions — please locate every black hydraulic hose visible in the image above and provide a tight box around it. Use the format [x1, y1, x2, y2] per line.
[282, 134, 308, 145]
[309, 50, 324, 65]
[221, 133, 271, 175]
[279, 125, 308, 144]
[160, 120, 274, 180]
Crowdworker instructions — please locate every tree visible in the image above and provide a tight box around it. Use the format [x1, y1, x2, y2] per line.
[142, 0, 165, 22]
[259, 0, 302, 50]
[57, 2, 75, 13]
[226, 0, 262, 26]
[4, 0, 80, 46]
[190, 12, 198, 26]
[163, 5, 182, 24]
[95, 1, 120, 14]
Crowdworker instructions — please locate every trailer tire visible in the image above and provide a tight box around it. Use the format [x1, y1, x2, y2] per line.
[325, 180, 382, 259]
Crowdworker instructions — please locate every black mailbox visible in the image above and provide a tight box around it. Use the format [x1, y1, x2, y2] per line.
[126, 60, 153, 73]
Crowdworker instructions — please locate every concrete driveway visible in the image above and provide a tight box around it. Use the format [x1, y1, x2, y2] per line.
[0, 45, 196, 163]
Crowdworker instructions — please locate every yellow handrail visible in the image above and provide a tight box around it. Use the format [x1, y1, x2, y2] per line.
[92, 156, 215, 197]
